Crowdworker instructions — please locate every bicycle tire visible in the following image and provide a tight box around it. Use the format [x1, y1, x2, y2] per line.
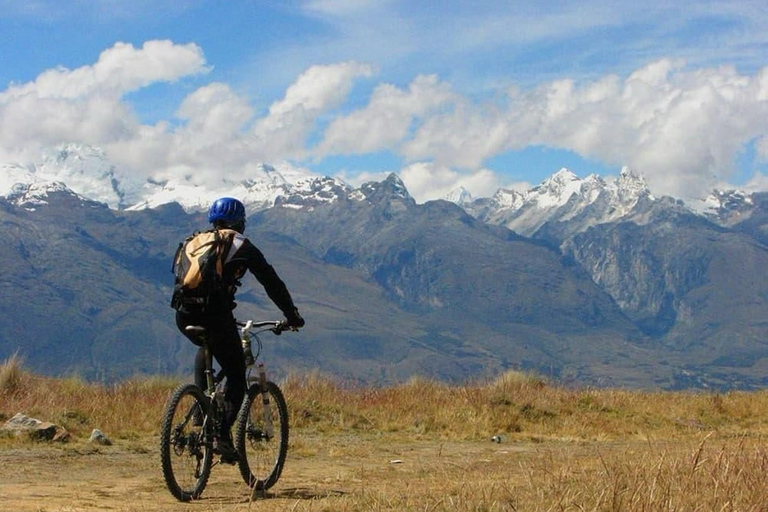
[159, 383, 213, 501]
[234, 381, 289, 490]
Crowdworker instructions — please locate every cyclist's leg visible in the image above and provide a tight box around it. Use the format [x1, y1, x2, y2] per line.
[206, 312, 246, 429]
[176, 309, 208, 427]
[176, 308, 208, 391]
[205, 312, 246, 461]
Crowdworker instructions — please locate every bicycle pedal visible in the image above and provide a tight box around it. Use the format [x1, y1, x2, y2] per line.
[219, 453, 240, 465]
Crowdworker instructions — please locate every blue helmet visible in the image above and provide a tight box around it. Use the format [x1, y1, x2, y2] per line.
[208, 197, 246, 225]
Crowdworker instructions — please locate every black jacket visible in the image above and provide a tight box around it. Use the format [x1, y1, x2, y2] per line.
[219, 232, 297, 317]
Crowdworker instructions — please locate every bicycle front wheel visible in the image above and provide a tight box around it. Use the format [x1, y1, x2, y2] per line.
[159, 383, 213, 502]
[234, 381, 289, 490]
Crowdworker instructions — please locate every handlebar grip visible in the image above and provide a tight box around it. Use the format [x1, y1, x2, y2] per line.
[237, 319, 297, 334]
[271, 321, 287, 335]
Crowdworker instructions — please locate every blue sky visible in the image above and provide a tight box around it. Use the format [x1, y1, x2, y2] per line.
[0, 0, 766, 201]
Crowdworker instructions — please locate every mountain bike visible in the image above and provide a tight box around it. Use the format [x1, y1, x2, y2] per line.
[159, 320, 292, 502]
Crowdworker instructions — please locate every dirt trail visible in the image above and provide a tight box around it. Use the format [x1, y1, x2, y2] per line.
[0, 434, 536, 512]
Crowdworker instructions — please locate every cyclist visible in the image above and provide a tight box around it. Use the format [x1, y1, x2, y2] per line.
[173, 197, 304, 463]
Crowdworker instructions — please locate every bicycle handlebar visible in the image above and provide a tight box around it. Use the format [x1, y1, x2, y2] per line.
[236, 319, 298, 335]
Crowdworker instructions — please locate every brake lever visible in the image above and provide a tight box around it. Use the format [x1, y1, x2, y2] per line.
[271, 321, 300, 335]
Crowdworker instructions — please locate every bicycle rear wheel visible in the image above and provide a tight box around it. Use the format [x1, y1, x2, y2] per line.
[234, 381, 289, 490]
[159, 383, 213, 501]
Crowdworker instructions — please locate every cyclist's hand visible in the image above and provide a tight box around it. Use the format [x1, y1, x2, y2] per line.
[285, 309, 305, 330]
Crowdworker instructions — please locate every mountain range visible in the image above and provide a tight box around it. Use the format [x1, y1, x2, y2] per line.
[1, 144, 766, 389]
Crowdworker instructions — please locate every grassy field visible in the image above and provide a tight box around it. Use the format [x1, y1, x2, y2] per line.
[1, 354, 767, 511]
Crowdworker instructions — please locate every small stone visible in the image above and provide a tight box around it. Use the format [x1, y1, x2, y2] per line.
[1, 412, 69, 442]
[88, 428, 112, 446]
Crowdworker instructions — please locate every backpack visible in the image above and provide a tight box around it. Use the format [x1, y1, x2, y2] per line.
[170, 229, 237, 311]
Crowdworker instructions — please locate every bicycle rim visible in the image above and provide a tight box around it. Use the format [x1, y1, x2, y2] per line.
[234, 381, 289, 491]
[159, 383, 212, 501]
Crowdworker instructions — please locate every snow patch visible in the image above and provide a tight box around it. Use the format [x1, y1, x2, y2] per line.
[444, 186, 473, 205]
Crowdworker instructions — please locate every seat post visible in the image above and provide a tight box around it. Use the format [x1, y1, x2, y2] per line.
[203, 343, 215, 395]
[184, 326, 216, 396]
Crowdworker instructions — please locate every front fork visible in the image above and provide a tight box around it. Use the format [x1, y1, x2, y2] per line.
[257, 362, 275, 438]
[242, 326, 274, 439]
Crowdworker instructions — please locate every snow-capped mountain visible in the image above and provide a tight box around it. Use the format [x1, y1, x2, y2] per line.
[2, 144, 767, 390]
[1, 159, 111, 210]
[1, 144, 135, 209]
[443, 186, 473, 205]
[276, 176, 356, 210]
[276, 173, 416, 211]
[465, 167, 654, 238]
[0, 144, 323, 213]
[127, 163, 299, 212]
[0, 164, 87, 209]
[0, 144, 415, 214]
[1, 162, 37, 198]
[1, 144, 761, 236]
[688, 189, 757, 226]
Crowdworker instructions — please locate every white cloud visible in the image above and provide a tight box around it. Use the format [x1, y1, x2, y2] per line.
[1, 40, 208, 100]
[1, 37, 766, 204]
[177, 83, 252, 132]
[401, 101, 512, 169]
[0, 89, 139, 161]
[174, 82, 254, 164]
[399, 162, 501, 203]
[0, 40, 208, 163]
[402, 59, 768, 198]
[0, 47, 376, 190]
[131, 61, 374, 187]
[303, 0, 389, 17]
[269, 61, 373, 116]
[757, 134, 768, 161]
[317, 74, 456, 156]
[335, 163, 502, 203]
[253, 61, 374, 160]
[744, 173, 768, 193]
[290, 0, 768, 90]
[334, 169, 391, 188]
[541, 61, 768, 197]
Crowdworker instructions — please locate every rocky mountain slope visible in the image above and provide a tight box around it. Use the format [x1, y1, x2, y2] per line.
[1, 145, 766, 389]
[0, 177, 662, 387]
[453, 169, 768, 388]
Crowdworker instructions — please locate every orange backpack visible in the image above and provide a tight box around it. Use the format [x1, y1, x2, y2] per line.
[170, 229, 237, 311]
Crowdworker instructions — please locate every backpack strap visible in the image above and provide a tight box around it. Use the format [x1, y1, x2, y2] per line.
[171, 231, 199, 275]
[171, 242, 183, 274]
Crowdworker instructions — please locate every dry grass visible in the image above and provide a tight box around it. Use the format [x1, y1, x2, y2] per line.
[279, 438, 768, 512]
[0, 363, 180, 439]
[282, 370, 768, 443]
[1, 361, 767, 511]
[2, 364, 767, 443]
[0, 351, 25, 393]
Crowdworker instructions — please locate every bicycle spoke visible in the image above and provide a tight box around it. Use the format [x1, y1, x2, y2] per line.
[160, 384, 213, 502]
[235, 381, 289, 491]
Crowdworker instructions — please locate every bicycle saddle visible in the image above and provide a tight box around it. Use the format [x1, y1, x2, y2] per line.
[185, 325, 206, 336]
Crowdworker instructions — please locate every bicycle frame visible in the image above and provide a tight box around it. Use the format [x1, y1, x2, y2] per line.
[188, 328, 225, 428]
[239, 320, 284, 438]
[161, 318, 292, 501]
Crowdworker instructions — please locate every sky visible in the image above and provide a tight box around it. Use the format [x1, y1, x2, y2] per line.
[0, 0, 766, 203]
